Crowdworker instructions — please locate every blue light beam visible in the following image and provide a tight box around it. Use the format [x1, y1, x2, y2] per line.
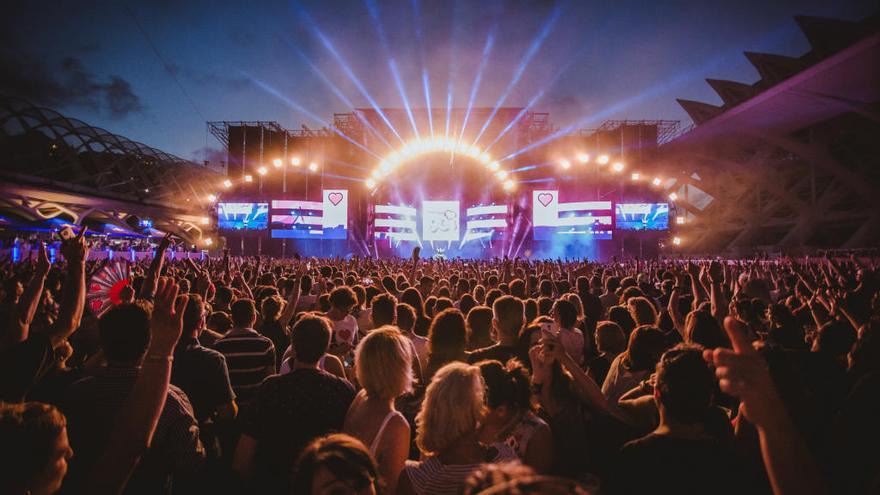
[458, 24, 497, 142]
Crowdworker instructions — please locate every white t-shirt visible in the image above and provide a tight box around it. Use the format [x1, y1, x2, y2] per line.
[330, 314, 359, 347]
[295, 294, 317, 313]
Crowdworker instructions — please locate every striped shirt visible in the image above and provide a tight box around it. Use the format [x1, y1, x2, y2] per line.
[403, 443, 517, 495]
[212, 327, 275, 406]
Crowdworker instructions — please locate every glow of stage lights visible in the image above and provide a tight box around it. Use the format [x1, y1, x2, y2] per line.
[272, 158, 282, 168]
[291, 157, 302, 167]
[371, 170, 381, 179]
[672, 237, 682, 246]
[480, 153, 490, 164]
[503, 179, 515, 191]
[669, 192, 678, 201]
[489, 161, 500, 171]
[577, 153, 590, 163]
[631, 172, 640, 181]
[244, 174, 253, 183]
[257, 166, 268, 176]
[200, 217, 209, 225]
[222, 179, 232, 188]
[597, 155, 610, 165]
[496, 170, 508, 180]
[207, 194, 217, 202]
[612, 162, 625, 172]
[560, 159, 571, 169]
[366, 178, 376, 189]
[676, 216, 685, 225]
[204, 237, 214, 246]
[652, 177, 662, 186]
[309, 162, 319, 172]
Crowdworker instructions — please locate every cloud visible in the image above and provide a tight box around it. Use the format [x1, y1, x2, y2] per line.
[0, 47, 143, 119]
[165, 63, 249, 91]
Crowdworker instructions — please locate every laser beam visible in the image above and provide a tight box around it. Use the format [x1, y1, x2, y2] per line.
[458, 23, 497, 142]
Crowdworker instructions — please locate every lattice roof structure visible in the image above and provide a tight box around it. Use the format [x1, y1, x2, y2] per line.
[656, 14, 880, 252]
[0, 96, 223, 243]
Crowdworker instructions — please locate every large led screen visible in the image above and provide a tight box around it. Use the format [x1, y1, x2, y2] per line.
[217, 202, 268, 230]
[532, 191, 613, 240]
[270, 189, 348, 239]
[615, 203, 669, 231]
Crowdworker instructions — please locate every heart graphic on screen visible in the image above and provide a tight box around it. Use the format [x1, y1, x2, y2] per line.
[328, 192, 343, 205]
[537, 193, 553, 207]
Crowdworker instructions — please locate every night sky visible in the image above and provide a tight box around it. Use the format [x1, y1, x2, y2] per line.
[2, 0, 875, 162]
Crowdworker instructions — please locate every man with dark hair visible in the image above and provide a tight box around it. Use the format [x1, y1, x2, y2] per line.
[63, 303, 204, 493]
[418, 275, 435, 298]
[0, 401, 73, 495]
[468, 295, 524, 364]
[552, 299, 585, 367]
[233, 314, 355, 492]
[213, 298, 275, 407]
[370, 293, 398, 328]
[607, 344, 748, 494]
[171, 294, 237, 424]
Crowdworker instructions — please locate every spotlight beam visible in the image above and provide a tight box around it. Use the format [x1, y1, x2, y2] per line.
[293, 1, 406, 145]
[244, 74, 383, 160]
[364, 0, 420, 139]
[471, 4, 563, 146]
[282, 38, 395, 151]
[422, 69, 434, 138]
[458, 23, 497, 143]
[412, 0, 434, 138]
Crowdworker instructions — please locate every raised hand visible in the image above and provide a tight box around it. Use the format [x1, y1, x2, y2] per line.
[60, 226, 89, 264]
[36, 241, 51, 274]
[148, 277, 188, 357]
[704, 317, 780, 428]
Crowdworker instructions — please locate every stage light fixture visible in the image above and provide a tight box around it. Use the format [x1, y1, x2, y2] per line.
[207, 194, 217, 202]
[257, 166, 268, 176]
[222, 179, 232, 188]
[371, 170, 382, 179]
[669, 192, 678, 201]
[272, 158, 282, 168]
[479, 153, 491, 164]
[244, 174, 253, 183]
[309, 162, 319, 172]
[577, 153, 590, 163]
[597, 155, 610, 165]
[503, 179, 515, 191]
[652, 177, 662, 186]
[676, 216, 685, 224]
[496, 170, 508, 180]
[631, 172, 640, 181]
[291, 157, 301, 167]
[489, 161, 500, 171]
[204, 237, 214, 246]
[366, 178, 376, 189]
[672, 237, 682, 246]
[612, 162, 625, 172]
[560, 159, 571, 169]
[200, 217, 209, 225]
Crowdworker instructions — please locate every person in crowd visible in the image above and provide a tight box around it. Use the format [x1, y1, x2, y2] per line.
[398, 362, 517, 495]
[0, 401, 73, 495]
[398, 302, 429, 372]
[326, 286, 360, 357]
[465, 305, 494, 352]
[213, 298, 276, 407]
[370, 293, 398, 328]
[62, 301, 205, 493]
[549, 299, 585, 367]
[477, 360, 554, 474]
[601, 324, 667, 414]
[290, 433, 382, 495]
[400, 287, 431, 337]
[425, 308, 468, 379]
[586, 321, 627, 385]
[343, 327, 412, 493]
[234, 314, 356, 493]
[469, 296, 524, 364]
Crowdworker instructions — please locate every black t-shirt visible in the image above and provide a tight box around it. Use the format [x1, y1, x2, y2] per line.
[606, 432, 751, 495]
[259, 319, 288, 370]
[241, 368, 355, 489]
[467, 344, 518, 365]
[0, 333, 55, 402]
[171, 338, 236, 422]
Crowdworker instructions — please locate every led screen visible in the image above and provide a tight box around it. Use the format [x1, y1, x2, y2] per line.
[270, 189, 348, 239]
[615, 203, 669, 231]
[217, 203, 268, 230]
[532, 190, 613, 240]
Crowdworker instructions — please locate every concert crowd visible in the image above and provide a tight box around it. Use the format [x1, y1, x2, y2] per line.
[1, 230, 878, 494]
